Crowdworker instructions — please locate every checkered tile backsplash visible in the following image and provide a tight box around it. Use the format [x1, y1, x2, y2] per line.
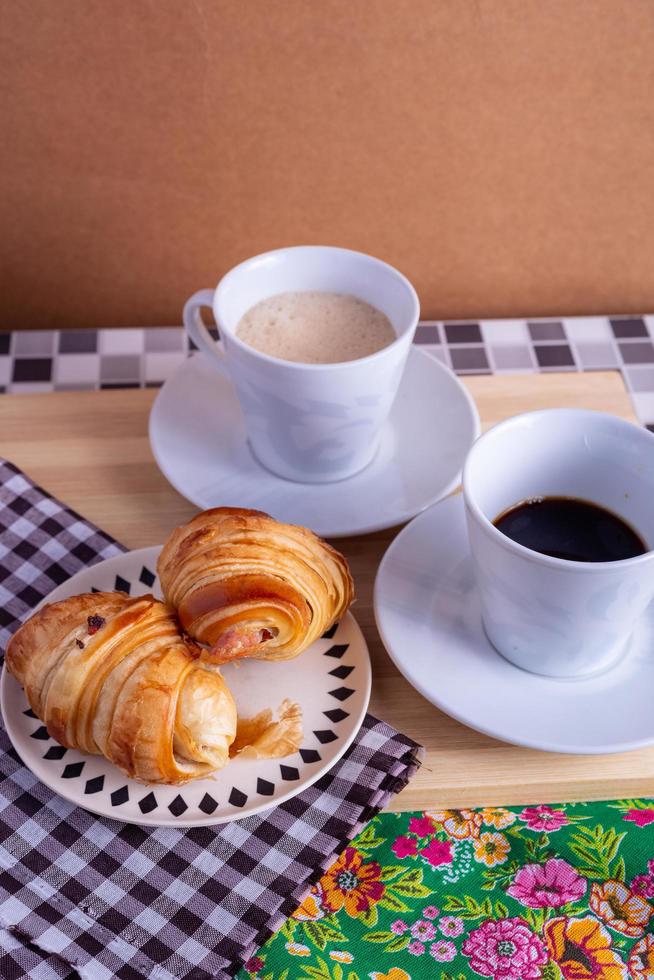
[2, 316, 654, 427]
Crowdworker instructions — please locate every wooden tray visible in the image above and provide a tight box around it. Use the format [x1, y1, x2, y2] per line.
[1, 369, 650, 809]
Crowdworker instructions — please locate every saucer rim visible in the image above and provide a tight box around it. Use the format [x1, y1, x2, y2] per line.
[148, 347, 481, 538]
[374, 493, 654, 755]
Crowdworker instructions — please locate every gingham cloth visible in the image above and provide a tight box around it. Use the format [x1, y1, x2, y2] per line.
[0, 460, 423, 980]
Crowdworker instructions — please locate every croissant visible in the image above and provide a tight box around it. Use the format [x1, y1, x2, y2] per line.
[157, 507, 354, 664]
[6, 592, 237, 784]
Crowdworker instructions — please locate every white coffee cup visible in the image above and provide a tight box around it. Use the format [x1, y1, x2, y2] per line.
[183, 246, 419, 483]
[463, 409, 654, 678]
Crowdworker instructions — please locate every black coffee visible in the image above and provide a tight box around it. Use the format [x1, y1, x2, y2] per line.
[493, 496, 647, 562]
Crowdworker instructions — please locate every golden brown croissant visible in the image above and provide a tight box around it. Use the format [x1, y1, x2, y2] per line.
[157, 507, 354, 664]
[6, 592, 237, 784]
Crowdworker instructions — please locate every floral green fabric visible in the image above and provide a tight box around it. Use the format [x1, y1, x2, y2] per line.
[237, 799, 654, 980]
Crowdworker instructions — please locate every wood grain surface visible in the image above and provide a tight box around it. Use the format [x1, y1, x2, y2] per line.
[1, 370, 651, 808]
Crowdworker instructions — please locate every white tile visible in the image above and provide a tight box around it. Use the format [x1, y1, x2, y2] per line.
[0, 358, 10, 385]
[55, 353, 100, 384]
[630, 391, 654, 424]
[480, 320, 529, 345]
[12, 330, 56, 356]
[99, 328, 145, 354]
[8, 382, 54, 393]
[144, 351, 186, 382]
[562, 317, 612, 343]
[644, 315, 654, 339]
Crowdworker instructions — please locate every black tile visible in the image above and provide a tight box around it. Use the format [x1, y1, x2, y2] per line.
[444, 322, 482, 344]
[59, 330, 98, 353]
[100, 382, 141, 390]
[0, 333, 9, 355]
[610, 317, 648, 339]
[528, 321, 565, 342]
[415, 326, 440, 344]
[449, 347, 490, 372]
[619, 342, 654, 364]
[12, 358, 53, 383]
[534, 345, 575, 368]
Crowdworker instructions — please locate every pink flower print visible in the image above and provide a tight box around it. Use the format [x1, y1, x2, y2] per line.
[462, 917, 548, 980]
[420, 838, 454, 867]
[411, 919, 437, 941]
[244, 957, 264, 974]
[648, 859, 654, 874]
[632, 874, 654, 898]
[423, 905, 440, 919]
[391, 919, 409, 934]
[519, 805, 568, 832]
[507, 858, 587, 908]
[409, 815, 436, 837]
[392, 835, 418, 858]
[625, 808, 654, 827]
[439, 916, 465, 937]
[431, 940, 457, 962]
[408, 939, 425, 956]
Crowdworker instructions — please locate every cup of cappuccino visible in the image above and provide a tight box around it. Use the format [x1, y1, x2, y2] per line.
[183, 246, 420, 483]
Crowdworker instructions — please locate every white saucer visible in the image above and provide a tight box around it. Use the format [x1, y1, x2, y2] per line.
[149, 348, 480, 538]
[374, 493, 654, 754]
[0, 548, 371, 827]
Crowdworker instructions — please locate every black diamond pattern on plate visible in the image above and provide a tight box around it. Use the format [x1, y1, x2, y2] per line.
[43, 745, 68, 760]
[314, 729, 338, 745]
[168, 795, 188, 816]
[138, 792, 158, 814]
[323, 644, 348, 659]
[114, 574, 131, 594]
[328, 686, 354, 702]
[256, 778, 275, 796]
[199, 793, 218, 814]
[228, 787, 248, 808]
[329, 664, 354, 679]
[299, 748, 321, 764]
[62, 762, 85, 779]
[85, 775, 105, 795]
[323, 708, 349, 723]
[139, 566, 156, 587]
[280, 765, 300, 781]
[23, 708, 37, 719]
[111, 786, 129, 806]
[30, 726, 50, 740]
[91, 586, 100, 593]
[321, 622, 338, 639]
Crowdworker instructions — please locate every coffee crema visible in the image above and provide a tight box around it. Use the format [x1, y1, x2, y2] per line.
[234, 290, 396, 364]
[493, 496, 647, 562]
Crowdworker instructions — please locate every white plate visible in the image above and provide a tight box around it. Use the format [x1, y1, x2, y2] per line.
[1, 547, 371, 826]
[374, 493, 654, 754]
[148, 347, 480, 538]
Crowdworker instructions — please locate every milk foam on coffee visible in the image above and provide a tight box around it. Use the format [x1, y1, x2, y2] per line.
[235, 290, 396, 364]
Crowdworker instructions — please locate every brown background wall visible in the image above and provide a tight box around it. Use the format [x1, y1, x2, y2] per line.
[1, 0, 654, 329]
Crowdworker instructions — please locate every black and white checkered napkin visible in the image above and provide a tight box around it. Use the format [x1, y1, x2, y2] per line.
[0, 460, 423, 980]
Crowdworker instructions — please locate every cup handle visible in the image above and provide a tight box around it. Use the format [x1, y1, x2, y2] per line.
[183, 289, 229, 376]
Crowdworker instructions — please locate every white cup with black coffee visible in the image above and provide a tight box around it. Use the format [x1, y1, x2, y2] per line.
[183, 246, 419, 483]
[463, 409, 654, 678]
